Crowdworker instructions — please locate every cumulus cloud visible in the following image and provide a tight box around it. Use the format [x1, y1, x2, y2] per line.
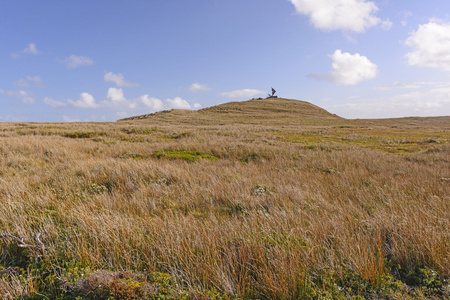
[193, 103, 202, 108]
[51, 87, 195, 117]
[44, 97, 67, 108]
[188, 82, 211, 92]
[11, 43, 40, 58]
[137, 95, 164, 111]
[103, 87, 137, 109]
[60, 55, 94, 69]
[290, 0, 383, 32]
[165, 97, 191, 109]
[15, 76, 45, 88]
[104, 72, 139, 87]
[68, 92, 99, 108]
[2, 90, 35, 104]
[106, 87, 126, 103]
[103, 88, 172, 111]
[221, 89, 265, 99]
[308, 50, 378, 85]
[405, 19, 450, 71]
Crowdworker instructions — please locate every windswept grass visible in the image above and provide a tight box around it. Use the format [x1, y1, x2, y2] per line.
[0, 109, 449, 299]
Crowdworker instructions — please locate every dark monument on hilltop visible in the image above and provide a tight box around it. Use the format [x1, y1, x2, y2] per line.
[267, 87, 278, 99]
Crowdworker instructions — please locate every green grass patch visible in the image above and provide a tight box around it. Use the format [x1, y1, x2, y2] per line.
[120, 127, 163, 134]
[117, 153, 145, 160]
[154, 149, 219, 162]
[44, 126, 65, 130]
[64, 132, 97, 139]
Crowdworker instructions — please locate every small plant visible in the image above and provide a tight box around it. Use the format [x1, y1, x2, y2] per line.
[87, 183, 108, 194]
[229, 202, 249, 216]
[240, 153, 259, 163]
[252, 185, 271, 195]
[399, 267, 446, 295]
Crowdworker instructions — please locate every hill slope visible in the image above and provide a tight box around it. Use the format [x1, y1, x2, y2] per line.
[119, 98, 343, 125]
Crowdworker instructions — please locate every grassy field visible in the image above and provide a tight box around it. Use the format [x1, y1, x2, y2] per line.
[0, 99, 449, 299]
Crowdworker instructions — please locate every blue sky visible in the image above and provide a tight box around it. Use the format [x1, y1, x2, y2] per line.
[1, 0, 450, 122]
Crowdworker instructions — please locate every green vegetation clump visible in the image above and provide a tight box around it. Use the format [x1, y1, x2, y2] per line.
[120, 127, 162, 134]
[154, 149, 219, 162]
[0, 237, 233, 299]
[117, 153, 145, 159]
[64, 132, 97, 139]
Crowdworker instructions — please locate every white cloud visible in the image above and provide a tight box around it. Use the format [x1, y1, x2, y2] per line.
[221, 89, 265, 99]
[193, 103, 202, 108]
[326, 97, 450, 119]
[104, 72, 138, 87]
[44, 97, 67, 108]
[188, 82, 211, 92]
[100, 89, 193, 112]
[393, 81, 421, 89]
[165, 97, 191, 109]
[68, 92, 99, 108]
[405, 19, 450, 71]
[325, 81, 450, 118]
[23, 43, 39, 54]
[401, 11, 412, 27]
[2, 90, 36, 104]
[15, 76, 45, 88]
[103, 87, 137, 109]
[378, 81, 444, 91]
[381, 19, 393, 31]
[61, 55, 94, 69]
[52, 88, 195, 116]
[308, 50, 378, 85]
[137, 95, 164, 111]
[106, 87, 126, 103]
[62, 116, 82, 122]
[11, 43, 40, 58]
[290, 0, 382, 32]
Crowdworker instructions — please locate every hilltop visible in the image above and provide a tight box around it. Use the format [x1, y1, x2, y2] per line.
[119, 98, 343, 125]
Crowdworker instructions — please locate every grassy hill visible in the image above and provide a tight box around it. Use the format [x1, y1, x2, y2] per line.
[120, 98, 344, 125]
[120, 98, 450, 129]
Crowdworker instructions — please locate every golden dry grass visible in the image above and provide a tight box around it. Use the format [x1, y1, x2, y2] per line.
[0, 100, 449, 299]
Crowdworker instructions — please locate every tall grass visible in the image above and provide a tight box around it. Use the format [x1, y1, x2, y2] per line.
[0, 121, 448, 298]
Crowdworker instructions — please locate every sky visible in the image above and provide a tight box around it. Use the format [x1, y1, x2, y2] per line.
[1, 0, 450, 122]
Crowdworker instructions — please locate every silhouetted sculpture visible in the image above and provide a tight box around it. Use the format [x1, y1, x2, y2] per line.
[267, 87, 278, 98]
